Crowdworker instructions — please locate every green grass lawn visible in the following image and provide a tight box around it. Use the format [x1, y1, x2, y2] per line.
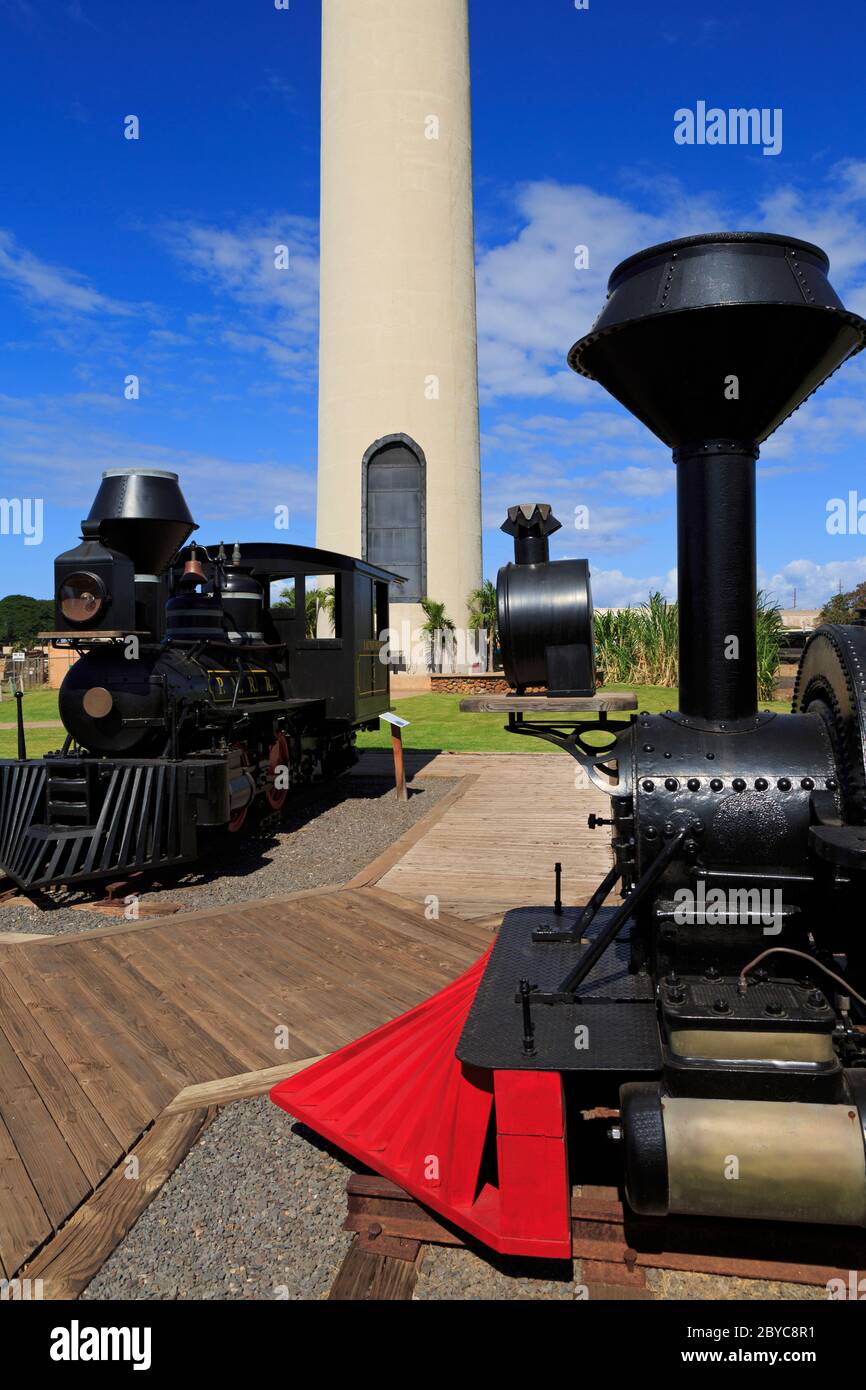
[356, 688, 789, 755]
[0, 687, 61, 721]
[0, 686, 791, 761]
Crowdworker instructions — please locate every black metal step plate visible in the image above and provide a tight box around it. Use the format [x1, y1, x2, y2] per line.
[457, 905, 661, 1073]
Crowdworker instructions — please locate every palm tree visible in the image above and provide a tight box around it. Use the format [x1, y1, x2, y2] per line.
[420, 598, 456, 673]
[276, 585, 334, 638]
[467, 580, 498, 671]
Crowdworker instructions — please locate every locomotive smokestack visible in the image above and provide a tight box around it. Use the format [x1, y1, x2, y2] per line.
[85, 467, 198, 639]
[501, 503, 562, 566]
[86, 468, 197, 576]
[569, 233, 866, 721]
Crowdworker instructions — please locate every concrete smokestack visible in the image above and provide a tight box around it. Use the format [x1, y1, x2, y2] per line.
[317, 0, 483, 665]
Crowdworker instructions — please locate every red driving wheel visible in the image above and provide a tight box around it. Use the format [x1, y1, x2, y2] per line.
[267, 732, 291, 811]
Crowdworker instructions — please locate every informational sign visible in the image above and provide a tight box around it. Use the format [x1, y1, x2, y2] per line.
[380, 712, 410, 729]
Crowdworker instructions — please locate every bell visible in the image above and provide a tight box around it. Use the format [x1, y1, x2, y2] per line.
[180, 548, 207, 588]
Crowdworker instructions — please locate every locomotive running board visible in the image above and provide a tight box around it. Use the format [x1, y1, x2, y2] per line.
[270, 950, 573, 1260]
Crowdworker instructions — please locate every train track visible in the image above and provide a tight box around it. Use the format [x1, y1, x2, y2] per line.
[329, 1173, 866, 1300]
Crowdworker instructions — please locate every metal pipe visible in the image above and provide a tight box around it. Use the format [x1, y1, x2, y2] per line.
[14, 686, 26, 761]
[674, 441, 759, 721]
[557, 832, 685, 994]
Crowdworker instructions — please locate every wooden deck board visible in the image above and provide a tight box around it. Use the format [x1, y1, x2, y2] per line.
[373, 752, 614, 919]
[0, 881, 491, 1281]
[0, 1024, 91, 1228]
[0, 971, 120, 1188]
[0, 1107, 53, 1277]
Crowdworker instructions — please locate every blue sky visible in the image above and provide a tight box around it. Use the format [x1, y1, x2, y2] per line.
[2, 0, 866, 609]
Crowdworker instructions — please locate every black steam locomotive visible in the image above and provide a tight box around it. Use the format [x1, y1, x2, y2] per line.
[273, 232, 866, 1258]
[0, 469, 396, 891]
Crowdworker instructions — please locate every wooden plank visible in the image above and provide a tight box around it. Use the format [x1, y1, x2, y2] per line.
[0, 955, 158, 1149]
[55, 941, 190, 1098]
[355, 885, 494, 954]
[164, 1055, 328, 1114]
[318, 891, 481, 978]
[22, 1107, 214, 1299]
[260, 897, 462, 1017]
[179, 919, 353, 1057]
[346, 776, 478, 887]
[459, 694, 636, 712]
[74, 938, 249, 1087]
[328, 1237, 423, 1301]
[0, 971, 120, 1187]
[0, 1108, 52, 1277]
[219, 903, 423, 1045]
[3, 946, 179, 1128]
[0, 1023, 91, 1229]
[30, 883, 349, 947]
[101, 931, 278, 1074]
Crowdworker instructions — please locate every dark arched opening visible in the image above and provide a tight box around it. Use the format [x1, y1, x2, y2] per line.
[361, 434, 427, 603]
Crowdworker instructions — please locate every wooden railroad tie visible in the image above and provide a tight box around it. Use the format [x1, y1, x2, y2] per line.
[339, 1173, 866, 1297]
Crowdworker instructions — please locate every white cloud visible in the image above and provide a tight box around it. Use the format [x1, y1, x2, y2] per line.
[475, 166, 866, 406]
[592, 566, 678, 608]
[157, 216, 320, 383]
[0, 397, 316, 523]
[475, 180, 729, 402]
[0, 230, 142, 319]
[597, 465, 675, 497]
[762, 557, 866, 610]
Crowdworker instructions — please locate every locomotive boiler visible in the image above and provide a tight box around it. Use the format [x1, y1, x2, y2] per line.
[272, 232, 866, 1257]
[0, 468, 396, 890]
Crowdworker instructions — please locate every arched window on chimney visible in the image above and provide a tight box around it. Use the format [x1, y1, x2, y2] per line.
[362, 434, 427, 603]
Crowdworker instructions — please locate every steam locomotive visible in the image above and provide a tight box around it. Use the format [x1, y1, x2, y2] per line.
[273, 232, 866, 1257]
[0, 469, 396, 890]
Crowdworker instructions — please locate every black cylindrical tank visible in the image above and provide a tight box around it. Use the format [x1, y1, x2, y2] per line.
[59, 646, 202, 755]
[165, 591, 227, 642]
[222, 568, 264, 643]
[498, 558, 594, 691]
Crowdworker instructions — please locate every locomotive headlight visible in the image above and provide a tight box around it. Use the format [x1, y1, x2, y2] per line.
[59, 571, 107, 626]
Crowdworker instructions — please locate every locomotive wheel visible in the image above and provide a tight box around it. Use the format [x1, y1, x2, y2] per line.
[793, 623, 866, 823]
[267, 733, 291, 812]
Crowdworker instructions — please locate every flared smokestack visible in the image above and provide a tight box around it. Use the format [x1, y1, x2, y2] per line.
[86, 468, 196, 577]
[569, 233, 866, 722]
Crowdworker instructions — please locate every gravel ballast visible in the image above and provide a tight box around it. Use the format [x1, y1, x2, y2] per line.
[83, 1099, 357, 1301]
[0, 769, 456, 938]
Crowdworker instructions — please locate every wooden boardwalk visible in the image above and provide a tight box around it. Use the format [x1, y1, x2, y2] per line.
[0, 746, 611, 1293]
[356, 751, 615, 920]
[0, 884, 490, 1285]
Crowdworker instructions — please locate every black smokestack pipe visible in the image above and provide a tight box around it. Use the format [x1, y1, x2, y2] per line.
[675, 440, 758, 720]
[568, 232, 866, 723]
[501, 503, 562, 565]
